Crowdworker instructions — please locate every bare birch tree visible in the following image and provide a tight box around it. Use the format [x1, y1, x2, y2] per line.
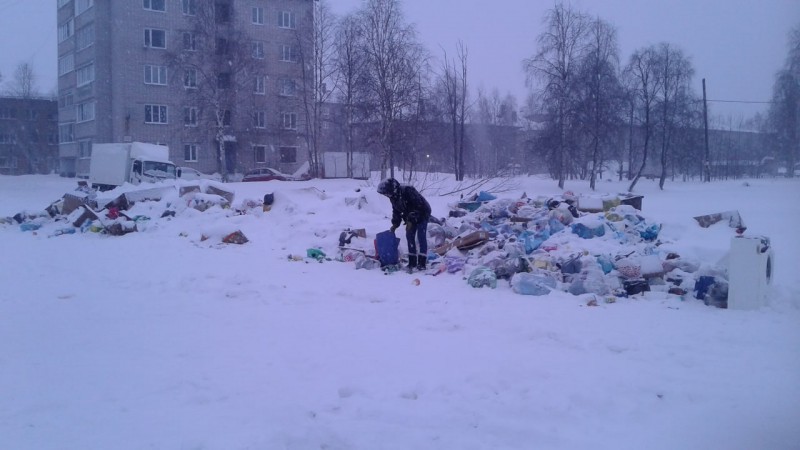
[298, 0, 338, 178]
[11, 63, 37, 98]
[334, 13, 368, 178]
[359, 0, 426, 179]
[573, 17, 623, 190]
[624, 46, 662, 192]
[524, 2, 589, 189]
[440, 41, 469, 181]
[654, 43, 695, 189]
[164, 2, 260, 180]
[768, 24, 800, 178]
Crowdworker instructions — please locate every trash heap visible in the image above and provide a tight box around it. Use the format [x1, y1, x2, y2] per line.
[341, 190, 719, 304]
[1, 182, 256, 245]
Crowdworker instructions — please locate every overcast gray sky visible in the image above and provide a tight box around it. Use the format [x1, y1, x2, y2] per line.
[1, 0, 797, 122]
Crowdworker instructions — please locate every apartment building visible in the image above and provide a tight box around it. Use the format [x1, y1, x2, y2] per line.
[56, 0, 312, 178]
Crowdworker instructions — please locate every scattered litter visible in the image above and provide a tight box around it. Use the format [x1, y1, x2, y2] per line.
[693, 210, 746, 233]
[222, 230, 249, 245]
[3, 181, 243, 242]
[307, 248, 326, 261]
[468, 266, 497, 289]
[263, 193, 274, 212]
[330, 188, 742, 307]
[345, 195, 368, 209]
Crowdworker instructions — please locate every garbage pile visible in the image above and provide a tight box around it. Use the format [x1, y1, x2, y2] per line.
[339, 190, 727, 305]
[1, 182, 257, 245]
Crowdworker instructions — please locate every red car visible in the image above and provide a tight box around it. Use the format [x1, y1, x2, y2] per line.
[242, 167, 296, 182]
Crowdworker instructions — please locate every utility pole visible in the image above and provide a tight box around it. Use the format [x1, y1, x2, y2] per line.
[703, 78, 710, 182]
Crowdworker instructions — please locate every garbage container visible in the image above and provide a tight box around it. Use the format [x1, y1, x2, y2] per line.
[727, 235, 773, 310]
[620, 195, 643, 211]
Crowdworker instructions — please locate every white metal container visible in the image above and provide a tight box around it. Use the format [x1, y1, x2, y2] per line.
[727, 236, 774, 310]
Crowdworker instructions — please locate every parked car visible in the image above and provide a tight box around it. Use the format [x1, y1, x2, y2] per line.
[177, 167, 222, 181]
[242, 167, 297, 182]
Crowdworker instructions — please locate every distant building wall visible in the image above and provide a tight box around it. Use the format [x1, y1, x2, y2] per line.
[0, 96, 59, 175]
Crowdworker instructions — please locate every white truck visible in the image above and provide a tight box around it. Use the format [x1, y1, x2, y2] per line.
[89, 142, 177, 191]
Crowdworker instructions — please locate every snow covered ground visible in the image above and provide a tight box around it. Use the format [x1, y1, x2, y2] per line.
[1, 173, 799, 450]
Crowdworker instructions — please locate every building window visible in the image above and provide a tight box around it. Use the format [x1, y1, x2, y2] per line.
[252, 7, 264, 24]
[184, 68, 197, 88]
[76, 63, 95, 87]
[279, 78, 296, 96]
[145, 104, 168, 124]
[78, 140, 92, 158]
[217, 73, 231, 89]
[0, 132, 16, 144]
[254, 75, 266, 94]
[75, 0, 94, 16]
[143, 0, 165, 12]
[252, 41, 265, 59]
[76, 102, 95, 123]
[184, 144, 199, 161]
[59, 123, 75, 143]
[182, 0, 196, 15]
[184, 107, 198, 126]
[215, 1, 231, 23]
[253, 111, 266, 128]
[182, 32, 197, 51]
[58, 53, 75, 76]
[221, 110, 231, 126]
[58, 18, 74, 43]
[76, 24, 94, 50]
[216, 38, 228, 55]
[280, 44, 297, 62]
[0, 107, 13, 119]
[279, 146, 297, 164]
[58, 0, 70, 9]
[281, 112, 297, 130]
[144, 65, 167, 85]
[59, 91, 74, 109]
[254, 145, 267, 163]
[278, 11, 296, 29]
[144, 28, 166, 49]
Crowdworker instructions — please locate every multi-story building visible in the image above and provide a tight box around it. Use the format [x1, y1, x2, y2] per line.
[56, 0, 311, 179]
[0, 96, 59, 175]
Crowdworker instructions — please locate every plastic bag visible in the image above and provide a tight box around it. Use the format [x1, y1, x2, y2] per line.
[468, 266, 497, 289]
[511, 272, 557, 296]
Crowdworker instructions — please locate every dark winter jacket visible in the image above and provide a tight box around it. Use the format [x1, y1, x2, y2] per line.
[388, 185, 431, 228]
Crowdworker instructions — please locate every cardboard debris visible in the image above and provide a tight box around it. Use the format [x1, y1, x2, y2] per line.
[452, 230, 491, 250]
[206, 185, 234, 205]
[104, 186, 175, 210]
[7, 181, 243, 241]
[179, 185, 202, 196]
[222, 230, 249, 244]
[693, 210, 746, 232]
[345, 195, 368, 209]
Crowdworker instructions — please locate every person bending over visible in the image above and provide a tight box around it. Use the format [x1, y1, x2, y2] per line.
[377, 178, 432, 271]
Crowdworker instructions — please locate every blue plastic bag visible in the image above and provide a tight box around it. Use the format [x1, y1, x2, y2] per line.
[512, 272, 557, 296]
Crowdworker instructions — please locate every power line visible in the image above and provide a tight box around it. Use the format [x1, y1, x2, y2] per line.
[707, 99, 774, 104]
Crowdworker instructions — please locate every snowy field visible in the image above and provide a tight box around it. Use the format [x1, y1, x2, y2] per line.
[1, 173, 799, 450]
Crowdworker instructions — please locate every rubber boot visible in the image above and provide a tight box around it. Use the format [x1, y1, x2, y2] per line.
[407, 254, 418, 273]
[418, 255, 427, 270]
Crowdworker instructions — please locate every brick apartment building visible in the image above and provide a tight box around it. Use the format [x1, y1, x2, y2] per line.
[56, 0, 312, 178]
